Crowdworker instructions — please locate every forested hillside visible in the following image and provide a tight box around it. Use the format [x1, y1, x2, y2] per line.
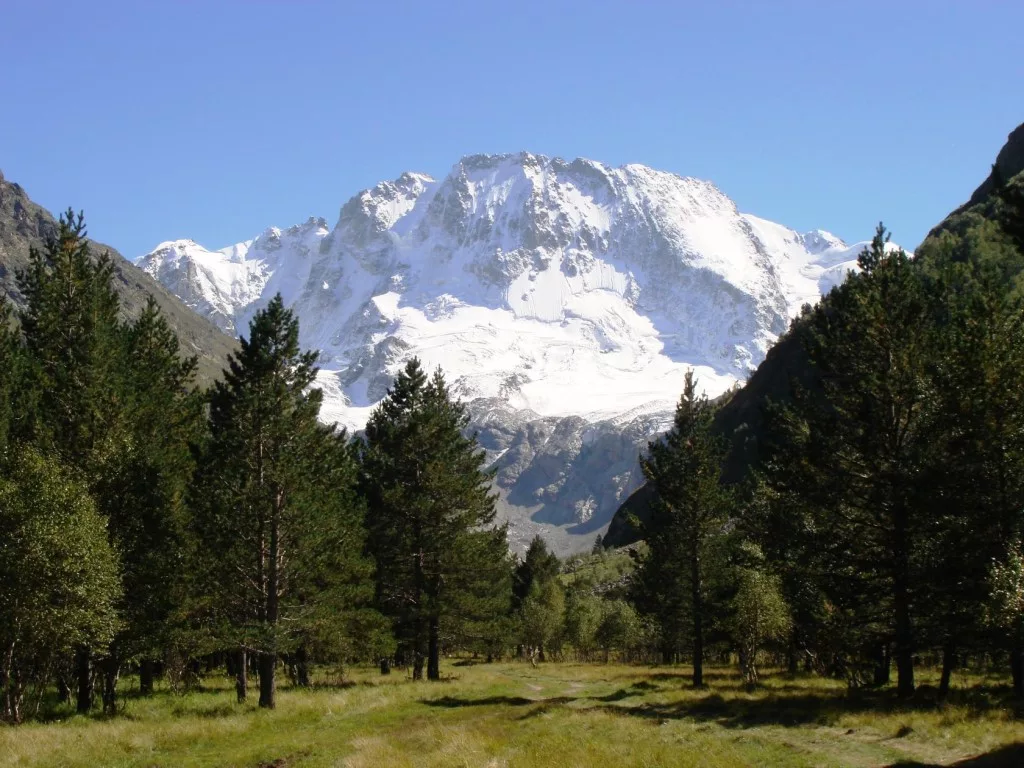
[606, 121, 1024, 549]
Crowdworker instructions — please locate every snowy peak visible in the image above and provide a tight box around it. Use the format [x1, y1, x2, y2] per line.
[141, 216, 329, 333]
[139, 152, 889, 430]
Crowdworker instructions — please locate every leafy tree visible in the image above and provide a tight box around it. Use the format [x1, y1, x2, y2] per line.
[634, 369, 731, 686]
[520, 579, 565, 661]
[729, 544, 791, 686]
[596, 599, 640, 662]
[194, 295, 370, 707]
[989, 542, 1024, 696]
[741, 479, 827, 676]
[563, 585, 602, 661]
[0, 449, 120, 723]
[361, 359, 509, 680]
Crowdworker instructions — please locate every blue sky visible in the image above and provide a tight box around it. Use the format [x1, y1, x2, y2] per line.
[1, 1, 1021, 259]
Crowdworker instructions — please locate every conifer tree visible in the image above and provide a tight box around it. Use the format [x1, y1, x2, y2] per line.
[15, 210, 124, 713]
[0, 297, 20, 453]
[95, 298, 204, 704]
[634, 369, 731, 686]
[361, 359, 510, 680]
[763, 226, 933, 697]
[194, 294, 370, 708]
[919, 255, 1024, 696]
[514, 535, 561, 608]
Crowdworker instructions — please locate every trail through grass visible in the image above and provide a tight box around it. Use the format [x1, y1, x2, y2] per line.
[3, 663, 1023, 767]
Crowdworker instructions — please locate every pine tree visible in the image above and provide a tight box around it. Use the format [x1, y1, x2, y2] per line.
[0, 296, 20, 453]
[514, 535, 561, 608]
[94, 298, 204, 705]
[16, 210, 123, 465]
[763, 226, 934, 697]
[15, 210, 124, 713]
[634, 369, 731, 686]
[361, 359, 510, 680]
[919, 255, 1024, 696]
[194, 294, 370, 708]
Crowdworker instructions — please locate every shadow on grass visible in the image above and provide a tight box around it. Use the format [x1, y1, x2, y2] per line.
[888, 743, 1024, 767]
[604, 684, 1023, 728]
[420, 678, 1023, 731]
[425, 695, 536, 708]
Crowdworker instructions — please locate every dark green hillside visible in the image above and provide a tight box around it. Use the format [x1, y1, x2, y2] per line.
[605, 121, 1024, 548]
[0, 170, 234, 381]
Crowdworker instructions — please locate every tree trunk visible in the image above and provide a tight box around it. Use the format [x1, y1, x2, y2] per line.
[412, 652, 424, 681]
[57, 674, 71, 704]
[938, 642, 955, 699]
[75, 646, 93, 714]
[100, 657, 119, 715]
[427, 617, 440, 680]
[259, 496, 281, 709]
[258, 652, 276, 709]
[235, 649, 248, 703]
[1011, 641, 1024, 698]
[787, 633, 798, 676]
[691, 547, 704, 688]
[893, 511, 915, 698]
[139, 659, 155, 696]
[873, 643, 891, 686]
[295, 645, 310, 687]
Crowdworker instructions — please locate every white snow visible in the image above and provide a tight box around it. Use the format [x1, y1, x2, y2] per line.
[138, 152, 900, 433]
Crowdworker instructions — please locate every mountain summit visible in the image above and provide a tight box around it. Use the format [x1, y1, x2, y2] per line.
[140, 152, 885, 551]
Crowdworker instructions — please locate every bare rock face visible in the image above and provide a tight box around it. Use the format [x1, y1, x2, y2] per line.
[139, 152, 886, 553]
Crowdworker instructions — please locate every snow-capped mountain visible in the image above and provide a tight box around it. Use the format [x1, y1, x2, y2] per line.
[140, 152, 884, 552]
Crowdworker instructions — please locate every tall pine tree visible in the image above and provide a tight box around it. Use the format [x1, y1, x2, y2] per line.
[763, 226, 933, 697]
[634, 370, 731, 686]
[194, 294, 371, 708]
[361, 359, 510, 680]
[15, 211, 125, 713]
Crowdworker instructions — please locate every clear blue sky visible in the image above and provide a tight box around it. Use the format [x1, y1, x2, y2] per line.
[2, 1, 1021, 259]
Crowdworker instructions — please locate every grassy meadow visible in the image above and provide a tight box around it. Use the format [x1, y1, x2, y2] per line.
[3, 662, 1024, 768]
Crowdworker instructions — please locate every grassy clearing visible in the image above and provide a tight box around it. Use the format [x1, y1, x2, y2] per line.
[2, 663, 1023, 768]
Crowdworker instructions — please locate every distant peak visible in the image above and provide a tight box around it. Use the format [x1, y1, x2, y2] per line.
[151, 238, 200, 253]
[800, 229, 846, 253]
[397, 171, 434, 185]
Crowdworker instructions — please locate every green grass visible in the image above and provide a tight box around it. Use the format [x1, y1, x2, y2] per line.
[3, 663, 1023, 767]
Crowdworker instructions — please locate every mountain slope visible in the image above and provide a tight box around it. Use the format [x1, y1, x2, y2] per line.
[139, 152, 883, 552]
[0, 170, 235, 382]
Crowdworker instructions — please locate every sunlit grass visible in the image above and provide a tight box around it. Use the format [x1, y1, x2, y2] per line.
[2, 662, 1023, 767]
